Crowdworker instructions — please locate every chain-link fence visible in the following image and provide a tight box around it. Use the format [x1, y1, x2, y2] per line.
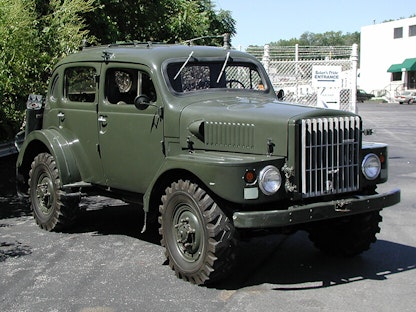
[247, 44, 358, 112]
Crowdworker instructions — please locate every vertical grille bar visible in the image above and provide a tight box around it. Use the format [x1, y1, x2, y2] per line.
[301, 116, 360, 198]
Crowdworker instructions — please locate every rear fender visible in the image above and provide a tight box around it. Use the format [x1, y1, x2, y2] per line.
[16, 129, 81, 193]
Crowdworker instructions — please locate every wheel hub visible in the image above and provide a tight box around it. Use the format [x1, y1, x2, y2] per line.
[36, 177, 53, 214]
[173, 209, 202, 261]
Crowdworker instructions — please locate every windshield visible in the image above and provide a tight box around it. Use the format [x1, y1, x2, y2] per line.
[165, 60, 266, 93]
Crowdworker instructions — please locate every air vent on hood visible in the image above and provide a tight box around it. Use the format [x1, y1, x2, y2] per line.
[204, 121, 255, 149]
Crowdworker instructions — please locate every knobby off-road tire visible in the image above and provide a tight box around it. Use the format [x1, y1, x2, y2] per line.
[159, 179, 236, 285]
[307, 210, 383, 257]
[29, 153, 79, 232]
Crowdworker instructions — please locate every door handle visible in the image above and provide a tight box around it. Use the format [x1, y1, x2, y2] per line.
[57, 112, 65, 128]
[98, 115, 108, 133]
[98, 115, 107, 124]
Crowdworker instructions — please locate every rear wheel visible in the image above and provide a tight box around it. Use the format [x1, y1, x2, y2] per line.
[29, 153, 79, 231]
[159, 179, 235, 285]
[307, 211, 382, 257]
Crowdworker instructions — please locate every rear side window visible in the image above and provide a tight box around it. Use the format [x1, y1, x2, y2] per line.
[64, 67, 96, 102]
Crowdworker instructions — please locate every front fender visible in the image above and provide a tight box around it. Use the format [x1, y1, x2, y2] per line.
[143, 151, 286, 212]
[16, 129, 81, 190]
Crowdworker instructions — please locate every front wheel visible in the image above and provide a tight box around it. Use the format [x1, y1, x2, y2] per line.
[29, 153, 79, 231]
[159, 180, 235, 285]
[307, 211, 382, 257]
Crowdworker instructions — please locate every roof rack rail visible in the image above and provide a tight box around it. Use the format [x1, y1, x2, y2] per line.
[81, 40, 171, 50]
[181, 33, 231, 49]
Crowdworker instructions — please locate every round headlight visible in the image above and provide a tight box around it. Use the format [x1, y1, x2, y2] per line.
[362, 153, 381, 180]
[259, 165, 282, 195]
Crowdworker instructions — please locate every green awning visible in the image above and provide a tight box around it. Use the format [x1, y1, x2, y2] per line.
[401, 58, 416, 71]
[387, 63, 403, 73]
[387, 58, 416, 73]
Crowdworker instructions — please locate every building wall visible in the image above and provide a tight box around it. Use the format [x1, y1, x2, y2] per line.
[360, 17, 416, 96]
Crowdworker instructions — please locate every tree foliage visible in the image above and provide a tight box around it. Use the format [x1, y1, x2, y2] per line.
[84, 0, 235, 45]
[269, 31, 360, 47]
[0, 0, 235, 141]
[0, 0, 40, 139]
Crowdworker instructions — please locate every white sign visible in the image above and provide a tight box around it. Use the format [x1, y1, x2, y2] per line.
[312, 66, 342, 88]
[317, 88, 340, 110]
[313, 65, 342, 109]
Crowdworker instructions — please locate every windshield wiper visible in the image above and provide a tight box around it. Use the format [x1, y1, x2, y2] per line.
[174, 51, 194, 80]
[216, 51, 230, 83]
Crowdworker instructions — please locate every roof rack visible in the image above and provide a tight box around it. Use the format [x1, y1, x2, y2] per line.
[81, 40, 169, 50]
[81, 33, 231, 50]
[181, 33, 231, 49]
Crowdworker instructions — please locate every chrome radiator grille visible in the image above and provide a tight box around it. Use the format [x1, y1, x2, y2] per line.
[301, 116, 361, 198]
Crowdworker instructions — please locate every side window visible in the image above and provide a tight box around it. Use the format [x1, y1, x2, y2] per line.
[64, 67, 96, 102]
[105, 68, 156, 105]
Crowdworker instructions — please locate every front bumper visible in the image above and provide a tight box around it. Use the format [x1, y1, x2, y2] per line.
[233, 188, 401, 229]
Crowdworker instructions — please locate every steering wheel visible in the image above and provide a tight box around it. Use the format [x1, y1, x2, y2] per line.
[226, 79, 245, 89]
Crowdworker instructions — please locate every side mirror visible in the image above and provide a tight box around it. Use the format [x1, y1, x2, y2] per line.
[277, 89, 285, 101]
[134, 94, 164, 118]
[134, 95, 151, 110]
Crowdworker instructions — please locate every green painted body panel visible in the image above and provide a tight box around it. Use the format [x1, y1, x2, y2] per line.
[17, 43, 399, 228]
[16, 129, 81, 186]
[143, 151, 287, 208]
[179, 96, 355, 156]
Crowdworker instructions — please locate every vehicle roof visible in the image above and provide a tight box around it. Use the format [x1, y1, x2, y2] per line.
[54, 43, 259, 69]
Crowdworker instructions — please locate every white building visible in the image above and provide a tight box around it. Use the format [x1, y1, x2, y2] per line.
[360, 17, 416, 99]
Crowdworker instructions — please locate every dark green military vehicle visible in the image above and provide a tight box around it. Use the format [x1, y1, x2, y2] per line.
[16, 42, 400, 285]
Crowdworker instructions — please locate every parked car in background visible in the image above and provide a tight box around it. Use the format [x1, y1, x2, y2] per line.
[357, 89, 375, 102]
[396, 90, 416, 104]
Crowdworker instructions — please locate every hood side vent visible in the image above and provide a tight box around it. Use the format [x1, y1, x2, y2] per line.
[205, 121, 255, 149]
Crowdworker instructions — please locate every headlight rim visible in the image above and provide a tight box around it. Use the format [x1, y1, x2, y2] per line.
[362, 153, 381, 180]
[259, 165, 282, 196]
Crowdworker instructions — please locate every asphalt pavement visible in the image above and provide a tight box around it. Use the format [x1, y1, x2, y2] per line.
[1, 102, 415, 312]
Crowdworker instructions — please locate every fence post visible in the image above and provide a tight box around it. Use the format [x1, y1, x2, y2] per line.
[262, 44, 270, 73]
[351, 43, 358, 113]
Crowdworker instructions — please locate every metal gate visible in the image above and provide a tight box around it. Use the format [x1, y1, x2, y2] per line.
[247, 44, 358, 113]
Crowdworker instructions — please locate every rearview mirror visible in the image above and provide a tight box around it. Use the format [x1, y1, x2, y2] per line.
[134, 95, 151, 110]
[277, 89, 284, 101]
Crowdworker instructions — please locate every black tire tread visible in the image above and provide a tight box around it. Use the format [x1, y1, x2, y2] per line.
[159, 179, 236, 285]
[308, 211, 382, 257]
[29, 153, 79, 232]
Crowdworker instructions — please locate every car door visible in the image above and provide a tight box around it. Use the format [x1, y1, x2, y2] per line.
[97, 63, 164, 193]
[51, 63, 105, 184]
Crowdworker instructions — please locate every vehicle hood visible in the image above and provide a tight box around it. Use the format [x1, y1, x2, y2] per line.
[179, 95, 356, 157]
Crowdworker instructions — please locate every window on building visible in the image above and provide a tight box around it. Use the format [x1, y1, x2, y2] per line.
[394, 27, 403, 39]
[392, 72, 402, 81]
[409, 25, 416, 37]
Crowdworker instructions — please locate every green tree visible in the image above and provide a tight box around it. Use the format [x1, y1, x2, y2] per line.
[37, 0, 95, 75]
[0, 0, 40, 140]
[268, 31, 360, 47]
[84, 0, 235, 45]
[0, 0, 95, 141]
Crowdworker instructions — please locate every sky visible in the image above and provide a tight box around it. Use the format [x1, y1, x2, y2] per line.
[214, 0, 416, 49]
